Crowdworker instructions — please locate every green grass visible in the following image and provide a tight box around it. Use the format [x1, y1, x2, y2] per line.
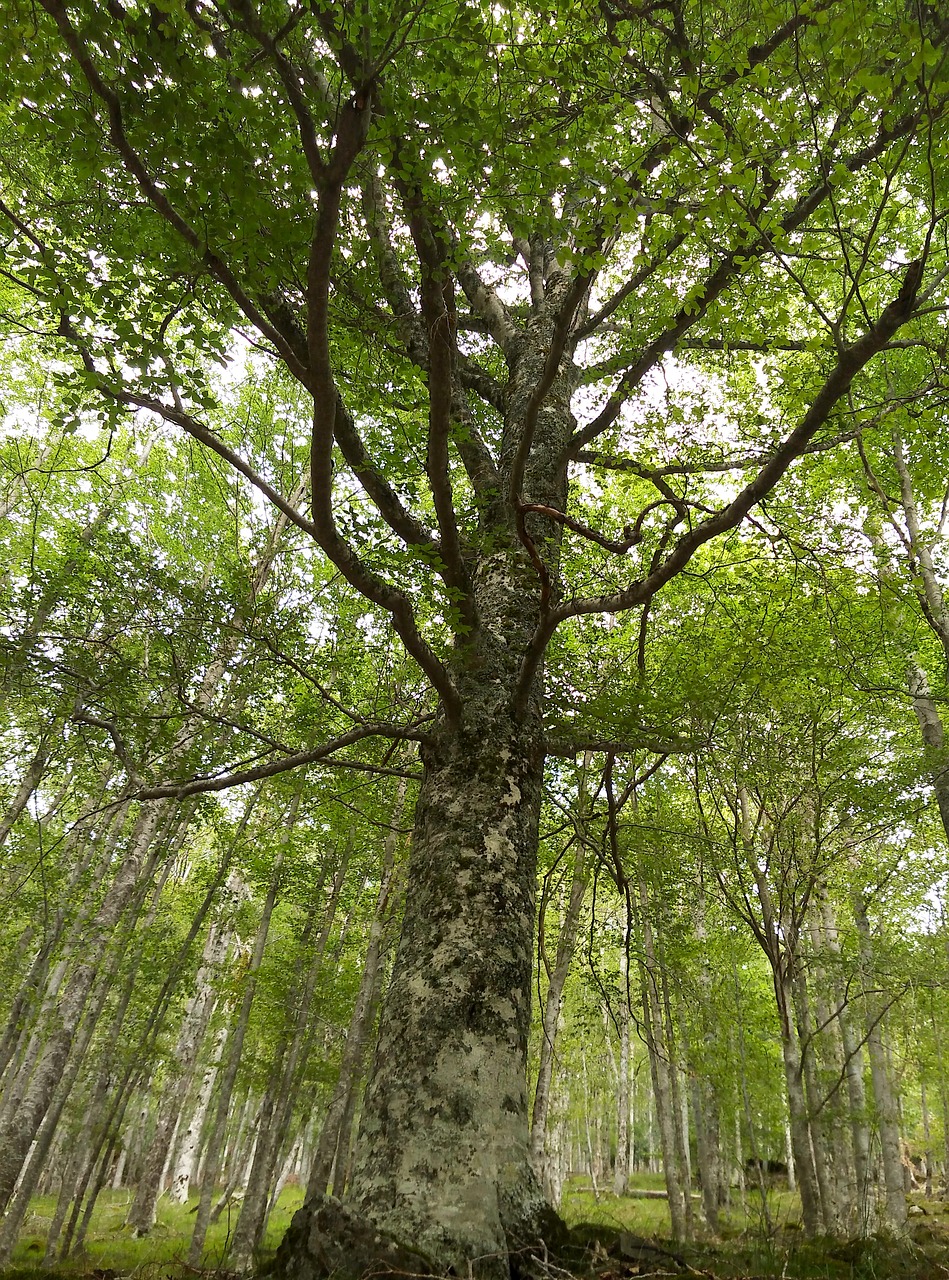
[3, 1179, 947, 1280]
[7, 1184, 306, 1276]
[561, 1175, 949, 1279]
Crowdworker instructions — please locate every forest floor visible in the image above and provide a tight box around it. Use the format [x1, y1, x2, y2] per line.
[2, 1177, 947, 1280]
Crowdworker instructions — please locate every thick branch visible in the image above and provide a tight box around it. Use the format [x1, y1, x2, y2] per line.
[228, 0, 328, 185]
[137, 723, 431, 800]
[519, 260, 927, 696]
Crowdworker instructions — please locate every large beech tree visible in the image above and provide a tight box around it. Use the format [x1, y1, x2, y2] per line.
[3, 0, 949, 1273]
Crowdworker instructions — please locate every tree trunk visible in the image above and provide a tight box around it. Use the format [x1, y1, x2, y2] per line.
[341, 703, 550, 1274]
[613, 931, 631, 1199]
[127, 908, 234, 1234]
[187, 845, 291, 1264]
[168, 1019, 228, 1205]
[792, 968, 840, 1233]
[0, 802, 168, 1215]
[635, 877, 690, 1241]
[0, 738, 49, 850]
[819, 897, 874, 1232]
[852, 893, 907, 1231]
[530, 834, 588, 1185]
[308, 824, 401, 1199]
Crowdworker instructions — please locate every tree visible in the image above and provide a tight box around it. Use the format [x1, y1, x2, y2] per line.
[3, 1, 948, 1273]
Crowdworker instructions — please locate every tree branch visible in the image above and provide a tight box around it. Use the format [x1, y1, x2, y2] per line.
[137, 722, 432, 800]
[39, 0, 312, 388]
[518, 259, 928, 697]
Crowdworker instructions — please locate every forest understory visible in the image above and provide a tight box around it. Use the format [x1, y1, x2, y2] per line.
[5, 1179, 949, 1280]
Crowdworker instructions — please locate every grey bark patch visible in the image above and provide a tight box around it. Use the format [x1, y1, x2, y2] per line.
[268, 1196, 438, 1280]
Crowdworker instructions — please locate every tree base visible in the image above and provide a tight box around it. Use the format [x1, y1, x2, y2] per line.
[267, 1196, 438, 1280]
[264, 1195, 691, 1280]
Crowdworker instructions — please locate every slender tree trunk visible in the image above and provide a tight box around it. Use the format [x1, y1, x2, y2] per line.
[308, 793, 403, 1198]
[852, 893, 906, 1232]
[189, 804, 328, 1266]
[635, 877, 689, 1241]
[168, 1019, 228, 1204]
[0, 739, 49, 850]
[126, 900, 235, 1234]
[792, 969, 840, 1233]
[0, 802, 170, 1215]
[0, 935, 119, 1264]
[613, 929, 631, 1198]
[738, 793, 821, 1237]
[819, 897, 874, 1231]
[530, 835, 588, 1183]
[690, 887, 721, 1229]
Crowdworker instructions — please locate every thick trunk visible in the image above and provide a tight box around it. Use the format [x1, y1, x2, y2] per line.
[276, 337, 576, 1279]
[346, 704, 549, 1272]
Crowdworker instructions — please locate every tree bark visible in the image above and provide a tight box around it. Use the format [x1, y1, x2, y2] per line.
[530, 835, 588, 1188]
[0, 802, 169, 1215]
[308, 789, 403, 1199]
[126, 905, 235, 1234]
[635, 877, 690, 1241]
[345, 704, 550, 1273]
[852, 892, 907, 1232]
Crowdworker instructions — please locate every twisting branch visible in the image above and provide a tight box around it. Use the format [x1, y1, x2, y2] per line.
[517, 258, 928, 701]
[227, 0, 329, 185]
[566, 98, 941, 459]
[38, 0, 312, 388]
[332, 397, 442, 556]
[361, 176, 502, 490]
[509, 271, 595, 613]
[397, 166, 477, 634]
[518, 498, 677, 555]
[73, 710, 141, 784]
[455, 258, 518, 352]
[300, 92, 461, 715]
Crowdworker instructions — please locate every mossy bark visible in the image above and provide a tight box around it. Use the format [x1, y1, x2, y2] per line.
[279, 337, 577, 1278]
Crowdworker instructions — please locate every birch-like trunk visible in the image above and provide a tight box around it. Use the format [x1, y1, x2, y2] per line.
[852, 893, 906, 1231]
[529, 836, 588, 1186]
[308, 795, 403, 1198]
[126, 907, 235, 1233]
[189, 803, 325, 1266]
[186, 881, 283, 1262]
[635, 877, 690, 1241]
[816, 897, 875, 1232]
[168, 1018, 228, 1205]
[0, 802, 169, 1214]
[612, 932, 631, 1198]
